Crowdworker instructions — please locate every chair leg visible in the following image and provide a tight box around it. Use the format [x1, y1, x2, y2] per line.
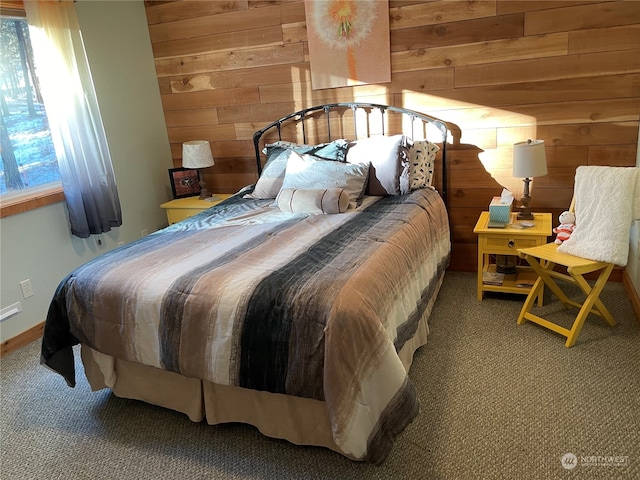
[526, 257, 577, 308]
[570, 264, 616, 327]
[517, 276, 543, 325]
[518, 256, 574, 315]
[565, 303, 596, 347]
[518, 255, 616, 347]
[564, 265, 615, 347]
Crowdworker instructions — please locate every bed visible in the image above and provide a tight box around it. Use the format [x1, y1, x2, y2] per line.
[41, 103, 454, 464]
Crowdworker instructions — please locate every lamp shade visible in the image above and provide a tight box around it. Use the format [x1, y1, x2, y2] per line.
[182, 141, 214, 169]
[513, 140, 547, 178]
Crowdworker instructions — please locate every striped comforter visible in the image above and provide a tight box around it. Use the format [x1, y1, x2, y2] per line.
[42, 187, 450, 464]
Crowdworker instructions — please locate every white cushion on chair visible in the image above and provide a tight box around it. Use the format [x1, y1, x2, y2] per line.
[558, 166, 639, 267]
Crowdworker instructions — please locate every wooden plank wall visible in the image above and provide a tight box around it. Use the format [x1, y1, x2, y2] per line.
[144, 0, 640, 272]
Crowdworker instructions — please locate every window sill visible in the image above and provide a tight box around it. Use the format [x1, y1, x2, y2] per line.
[0, 185, 65, 218]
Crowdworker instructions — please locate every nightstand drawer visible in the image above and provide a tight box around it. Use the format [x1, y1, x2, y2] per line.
[166, 208, 204, 224]
[481, 236, 539, 254]
[161, 194, 232, 225]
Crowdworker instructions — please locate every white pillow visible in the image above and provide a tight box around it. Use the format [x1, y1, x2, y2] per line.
[346, 135, 410, 196]
[280, 152, 369, 205]
[557, 166, 637, 266]
[409, 139, 440, 189]
[276, 188, 350, 214]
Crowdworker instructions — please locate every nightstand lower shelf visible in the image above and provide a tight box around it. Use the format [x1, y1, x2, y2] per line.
[481, 265, 538, 295]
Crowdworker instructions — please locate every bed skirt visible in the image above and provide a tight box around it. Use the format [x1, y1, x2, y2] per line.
[80, 296, 433, 460]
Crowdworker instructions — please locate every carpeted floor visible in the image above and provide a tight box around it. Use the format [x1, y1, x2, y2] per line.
[1, 272, 638, 479]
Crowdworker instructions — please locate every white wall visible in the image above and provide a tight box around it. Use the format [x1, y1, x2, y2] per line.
[0, 1, 172, 342]
[627, 124, 640, 294]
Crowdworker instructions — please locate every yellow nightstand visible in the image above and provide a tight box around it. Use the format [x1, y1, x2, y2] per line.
[473, 211, 552, 302]
[160, 194, 232, 225]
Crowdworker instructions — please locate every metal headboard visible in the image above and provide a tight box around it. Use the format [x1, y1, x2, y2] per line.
[252, 102, 453, 206]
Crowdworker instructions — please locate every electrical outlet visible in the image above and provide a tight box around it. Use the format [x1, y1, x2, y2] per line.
[141, 229, 149, 237]
[117, 241, 125, 247]
[19, 279, 34, 298]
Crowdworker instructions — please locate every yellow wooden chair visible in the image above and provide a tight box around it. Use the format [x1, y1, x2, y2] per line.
[516, 166, 638, 347]
[517, 242, 616, 347]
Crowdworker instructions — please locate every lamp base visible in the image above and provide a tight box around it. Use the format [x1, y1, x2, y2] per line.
[198, 188, 212, 200]
[496, 254, 518, 274]
[518, 182, 534, 220]
[197, 168, 213, 200]
[517, 209, 534, 221]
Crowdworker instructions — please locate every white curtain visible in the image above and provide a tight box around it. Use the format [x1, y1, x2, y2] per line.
[24, 0, 121, 238]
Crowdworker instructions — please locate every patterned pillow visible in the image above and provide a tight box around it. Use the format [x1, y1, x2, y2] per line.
[409, 139, 440, 189]
[267, 139, 349, 162]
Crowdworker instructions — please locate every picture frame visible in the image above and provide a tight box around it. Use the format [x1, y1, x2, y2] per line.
[169, 167, 200, 199]
[304, 0, 390, 90]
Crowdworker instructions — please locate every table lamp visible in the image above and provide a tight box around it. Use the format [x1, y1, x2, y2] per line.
[182, 140, 215, 200]
[513, 139, 547, 220]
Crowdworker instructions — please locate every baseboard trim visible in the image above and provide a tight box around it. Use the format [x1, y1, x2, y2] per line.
[622, 270, 640, 325]
[1, 322, 44, 357]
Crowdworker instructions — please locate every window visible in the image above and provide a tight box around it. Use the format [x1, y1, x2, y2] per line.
[0, 15, 61, 202]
